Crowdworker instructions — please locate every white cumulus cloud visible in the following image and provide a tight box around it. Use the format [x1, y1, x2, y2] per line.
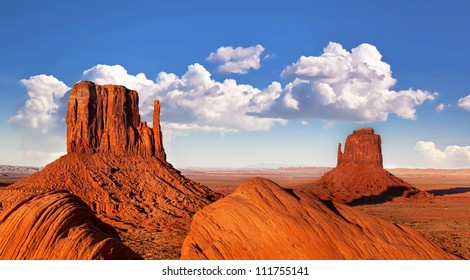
[458, 94, 470, 111]
[10, 41, 439, 166]
[10, 74, 70, 133]
[9, 75, 69, 166]
[436, 103, 445, 112]
[83, 64, 160, 115]
[415, 141, 470, 168]
[262, 42, 435, 122]
[82, 63, 286, 135]
[206, 45, 265, 74]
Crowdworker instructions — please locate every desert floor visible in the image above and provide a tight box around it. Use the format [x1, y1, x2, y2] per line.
[1, 167, 469, 259]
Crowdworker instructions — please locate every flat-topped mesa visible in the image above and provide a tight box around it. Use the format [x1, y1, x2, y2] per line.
[66, 80, 166, 161]
[337, 127, 383, 167]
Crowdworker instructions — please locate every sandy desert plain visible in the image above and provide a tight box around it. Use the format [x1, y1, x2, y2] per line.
[1, 165, 469, 259]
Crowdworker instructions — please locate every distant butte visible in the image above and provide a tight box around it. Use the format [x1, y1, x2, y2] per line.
[314, 127, 431, 204]
[0, 80, 220, 259]
[181, 177, 457, 260]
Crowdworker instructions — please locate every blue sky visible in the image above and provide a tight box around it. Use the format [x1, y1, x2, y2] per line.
[1, 0, 470, 168]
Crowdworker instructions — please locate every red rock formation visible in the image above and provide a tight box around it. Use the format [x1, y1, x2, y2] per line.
[314, 128, 429, 204]
[153, 100, 167, 161]
[181, 178, 457, 260]
[0, 80, 220, 259]
[0, 191, 141, 260]
[337, 127, 382, 167]
[66, 80, 166, 160]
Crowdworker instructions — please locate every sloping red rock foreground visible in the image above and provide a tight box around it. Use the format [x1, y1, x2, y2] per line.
[181, 177, 457, 260]
[0, 191, 140, 260]
[314, 128, 430, 204]
[181, 178, 456, 259]
[0, 81, 219, 259]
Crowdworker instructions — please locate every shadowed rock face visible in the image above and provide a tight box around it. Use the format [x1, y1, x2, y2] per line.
[181, 178, 457, 260]
[0, 80, 220, 259]
[0, 191, 141, 260]
[315, 128, 429, 203]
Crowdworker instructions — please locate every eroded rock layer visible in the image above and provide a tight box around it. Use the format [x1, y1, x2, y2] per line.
[315, 128, 429, 203]
[0, 191, 141, 260]
[181, 178, 457, 260]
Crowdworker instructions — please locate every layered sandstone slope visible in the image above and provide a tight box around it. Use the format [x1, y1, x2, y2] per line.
[0, 153, 215, 229]
[314, 128, 428, 203]
[0, 81, 218, 231]
[181, 178, 457, 260]
[0, 191, 141, 260]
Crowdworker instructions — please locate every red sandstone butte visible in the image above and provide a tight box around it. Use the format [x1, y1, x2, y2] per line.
[0, 191, 141, 260]
[181, 177, 457, 260]
[0, 81, 220, 258]
[314, 128, 429, 204]
[67, 80, 166, 160]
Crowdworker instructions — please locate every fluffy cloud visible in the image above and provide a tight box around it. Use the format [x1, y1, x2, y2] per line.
[10, 74, 70, 133]
[415, 141, 470, 168]
[206, 45, 265, 74]
[11, 65, 285, 165]
[262, 42, 435, 122]
[436, 103, 445, 112]
[8, 75, 69, 166]
[83, 63, 286, 134]
[458, 94, 470, 111]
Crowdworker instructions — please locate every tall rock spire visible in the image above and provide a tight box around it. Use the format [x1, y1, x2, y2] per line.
[153, 100, 166, 161]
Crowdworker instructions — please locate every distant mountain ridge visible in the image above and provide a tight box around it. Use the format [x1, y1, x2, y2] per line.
[244, 162, 309, 169]
[0, 165, 41, 174]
